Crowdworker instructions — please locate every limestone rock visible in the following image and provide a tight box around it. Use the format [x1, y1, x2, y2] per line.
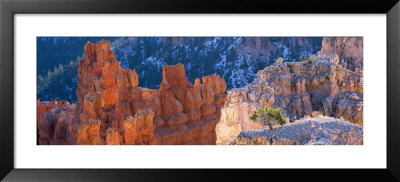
[159, 64, 190, 90]
[76, 120, 103, 145]
[311, 111, 320, 118]
[37, 100, 76, 145]
[37, 100, 53, 128]
[75, 40, 145, 141]
[123, 110, 154, 145]
[202, 74, 227, 95]
[106, 128, 123, 145]
[153, 67, 226, 144]
[160, 90, 184, 115]
[216, 49, 363, 144]
[320, 37, 363, 71]
[334, 92, 363, 126]
[231, 117, 363, 145]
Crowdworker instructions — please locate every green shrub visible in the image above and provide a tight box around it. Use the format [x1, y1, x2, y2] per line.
[250, 107, 286, 130]
[301, 55, 316, 64]
[301, 55, 306, 62]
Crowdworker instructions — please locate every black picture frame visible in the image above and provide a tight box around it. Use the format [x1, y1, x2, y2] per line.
[1, 0, 399, 181]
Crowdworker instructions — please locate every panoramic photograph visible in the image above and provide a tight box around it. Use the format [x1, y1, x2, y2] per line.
[36, 37, 363, 145]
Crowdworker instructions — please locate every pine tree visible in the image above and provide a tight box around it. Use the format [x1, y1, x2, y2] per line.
[250, 107, 286, 130]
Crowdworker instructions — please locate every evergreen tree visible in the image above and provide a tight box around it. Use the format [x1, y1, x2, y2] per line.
[250, 107, 286, 130]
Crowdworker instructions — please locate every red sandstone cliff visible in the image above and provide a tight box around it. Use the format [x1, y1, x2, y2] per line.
[37, 40, 227, 145]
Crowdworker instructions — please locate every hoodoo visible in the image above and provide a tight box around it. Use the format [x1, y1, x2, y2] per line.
[37, 40, 227, 145]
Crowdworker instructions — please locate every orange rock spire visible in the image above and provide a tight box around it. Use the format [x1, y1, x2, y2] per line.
[37, 40, 227, 145]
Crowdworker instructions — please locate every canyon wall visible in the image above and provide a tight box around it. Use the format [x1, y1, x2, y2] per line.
[37, 40, 226, 145]
[216, 37, 363, 145]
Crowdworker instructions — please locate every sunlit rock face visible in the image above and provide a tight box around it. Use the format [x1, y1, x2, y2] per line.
[74, 40, 146, 143]
[37, 40, 227, 145]
[154, 65, 226, 145]
[231, 117, 363, 145]
[216, 38, 363, 145]
[320, 37, 363, 71]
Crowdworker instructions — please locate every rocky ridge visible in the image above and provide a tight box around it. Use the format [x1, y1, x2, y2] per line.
[216, 37, 363, 145]
[231, 116, 363, 145]
[37, 40, 226, 145]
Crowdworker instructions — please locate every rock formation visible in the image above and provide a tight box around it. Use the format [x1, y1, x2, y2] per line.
[154, 64, 226, 144]
[216, 38, 363, 144]
[320, 37, 363, 71]
[37, 100, 76, 145]
[37, 38, 363, 145]
[37, 40, 227, 145]
[74, 40, 147, 144]
[231, 117, 363, 145]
